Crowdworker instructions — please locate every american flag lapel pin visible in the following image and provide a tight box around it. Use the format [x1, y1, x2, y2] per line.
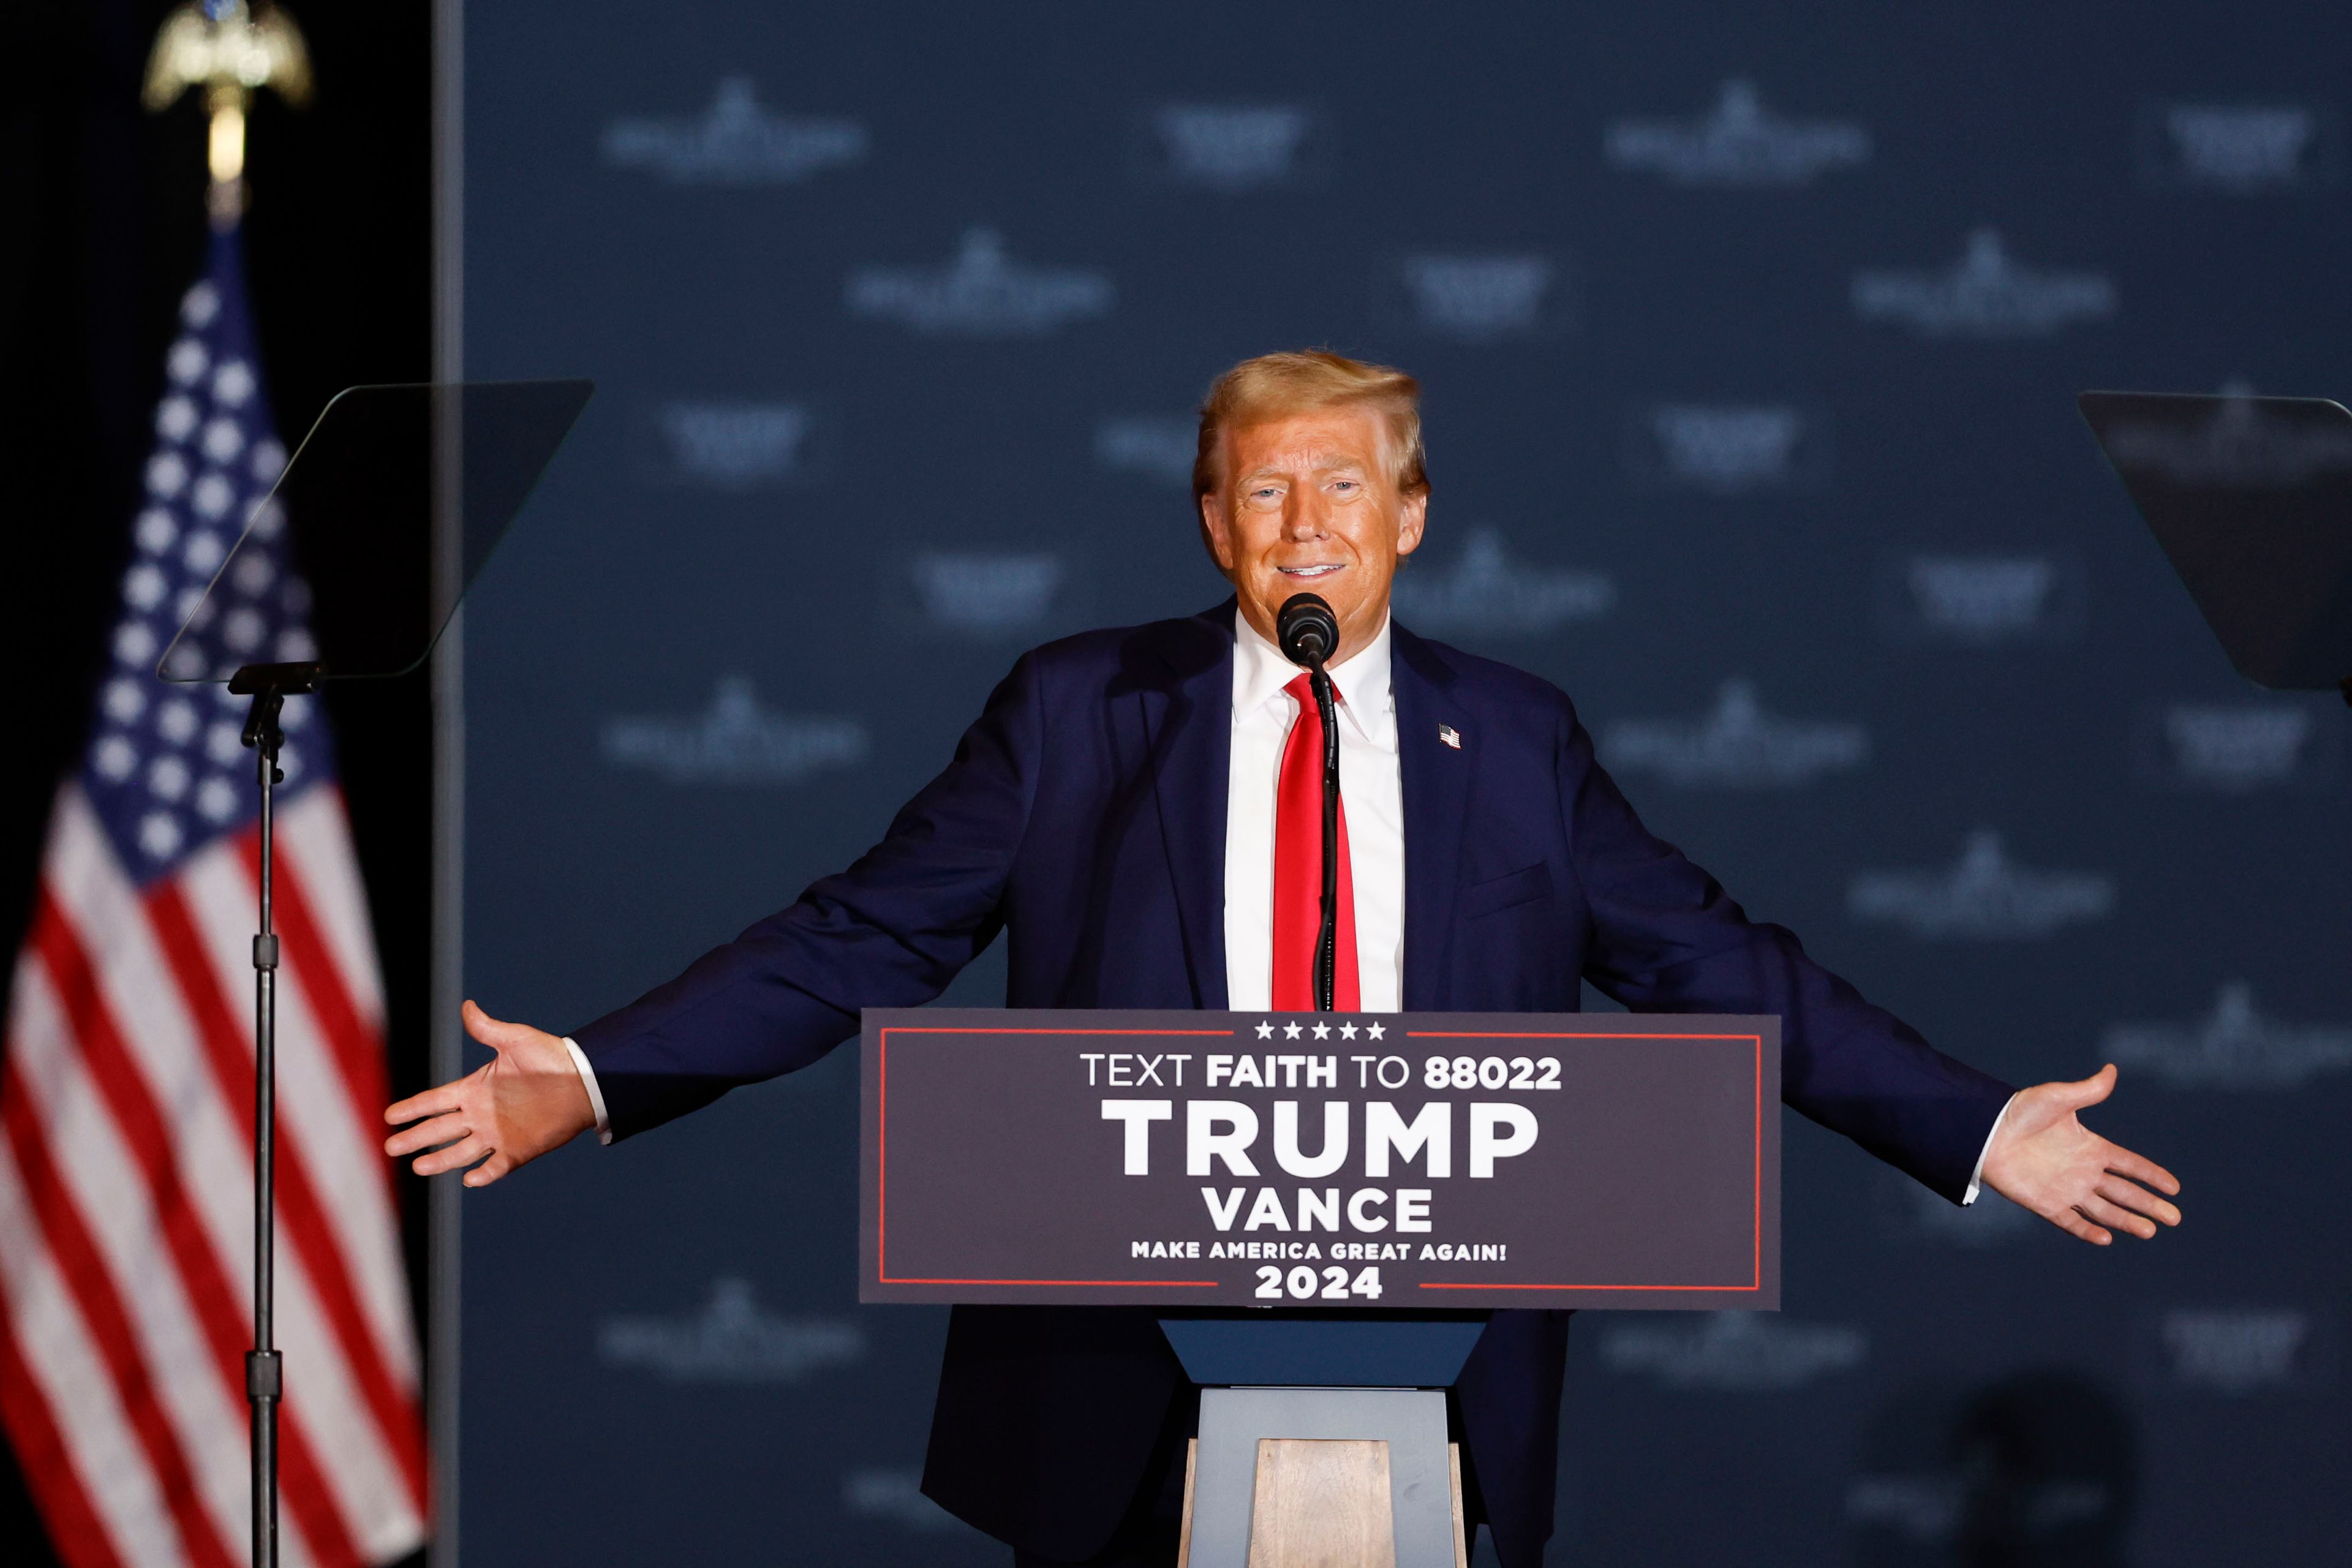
[1438, 723, 1461, 750]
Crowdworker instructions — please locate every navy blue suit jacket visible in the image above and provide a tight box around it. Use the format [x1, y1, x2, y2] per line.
[573, 602, 2014, 1567]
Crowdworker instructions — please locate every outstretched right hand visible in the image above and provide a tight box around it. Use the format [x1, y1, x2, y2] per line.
[383, 1000, 598, 1187]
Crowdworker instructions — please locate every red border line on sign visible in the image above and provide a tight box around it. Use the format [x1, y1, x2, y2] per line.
[1404, 1030, 1765, 1294]
[1406, 1031, 1761, 1039]
[877, 1026, 1234, 1289]
[1419, 1281, 1744, 1291]
[880, 1278, 1223, 1287]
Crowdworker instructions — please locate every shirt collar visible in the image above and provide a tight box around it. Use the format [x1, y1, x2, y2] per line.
[1232, 604, 1395, 747]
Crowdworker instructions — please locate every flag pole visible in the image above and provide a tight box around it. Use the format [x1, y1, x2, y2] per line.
[145, 9, 314, 1567]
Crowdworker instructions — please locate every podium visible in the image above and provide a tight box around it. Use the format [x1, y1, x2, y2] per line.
[860, 1008, 1781, 1566]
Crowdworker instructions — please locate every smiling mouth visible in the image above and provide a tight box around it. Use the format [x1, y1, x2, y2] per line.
[1278, 564, 1343, 578]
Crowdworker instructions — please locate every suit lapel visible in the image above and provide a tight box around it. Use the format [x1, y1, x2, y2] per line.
[1137, 603, 1236, 1009]
[1393, 624, 1474, 1010]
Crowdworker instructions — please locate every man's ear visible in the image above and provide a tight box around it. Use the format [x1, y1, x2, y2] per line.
[1199, 491, 1237, 576]
[1395, 489, 1429, 559]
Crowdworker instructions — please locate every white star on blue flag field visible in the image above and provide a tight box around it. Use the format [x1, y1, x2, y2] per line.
[85, 229, 328, 886]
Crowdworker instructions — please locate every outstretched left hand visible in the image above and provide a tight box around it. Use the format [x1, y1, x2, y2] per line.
[1981, 1063, 2181, 1245]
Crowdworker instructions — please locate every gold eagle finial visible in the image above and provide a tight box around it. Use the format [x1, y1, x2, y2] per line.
[143, 1, 312, 222]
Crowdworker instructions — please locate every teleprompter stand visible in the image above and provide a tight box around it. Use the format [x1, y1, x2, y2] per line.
[164, 380, 594, 1568]
[225, 657, 322, 1566]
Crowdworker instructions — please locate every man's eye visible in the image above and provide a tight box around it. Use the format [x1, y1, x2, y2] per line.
[1332, 480, 1359, 492]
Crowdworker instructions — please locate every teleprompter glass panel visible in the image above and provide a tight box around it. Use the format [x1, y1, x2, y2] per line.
[160, 379, 595, 682]
[2079, 390, 2352, 692]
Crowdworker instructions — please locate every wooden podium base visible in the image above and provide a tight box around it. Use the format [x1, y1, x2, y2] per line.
[1155, 1325, 1487, 1568]
[1175, 1436, 1468, 1568]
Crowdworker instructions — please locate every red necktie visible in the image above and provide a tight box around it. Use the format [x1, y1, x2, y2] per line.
[1272, 673, 1360, 1011]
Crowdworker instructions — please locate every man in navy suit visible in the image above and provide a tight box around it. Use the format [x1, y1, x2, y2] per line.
[387, 351, 2182, 1567]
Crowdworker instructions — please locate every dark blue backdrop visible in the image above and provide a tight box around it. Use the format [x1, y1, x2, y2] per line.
[453, 4, 2351, 1562]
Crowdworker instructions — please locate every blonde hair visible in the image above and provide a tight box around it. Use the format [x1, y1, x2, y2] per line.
[1193, 350, 1428, 500]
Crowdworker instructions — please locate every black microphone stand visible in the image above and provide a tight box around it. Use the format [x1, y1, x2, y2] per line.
[229, 657, 323, 1568]
[1309, 661, 1340, 1012]
[1276, 592, 1344, 1013]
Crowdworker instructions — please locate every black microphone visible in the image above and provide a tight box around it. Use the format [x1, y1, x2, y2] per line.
[1275, 593, 1344, 1011]
[1276, 592, 1340, 669]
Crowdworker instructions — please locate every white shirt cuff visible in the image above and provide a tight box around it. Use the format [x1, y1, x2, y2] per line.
[1961, 1093, 2016, 1205]
[564, 1036, 613, 1145]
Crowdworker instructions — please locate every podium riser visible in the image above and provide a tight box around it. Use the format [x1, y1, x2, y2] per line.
[1175, 1390, 1468, 1568]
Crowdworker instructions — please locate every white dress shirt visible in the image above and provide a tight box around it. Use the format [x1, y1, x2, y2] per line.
[567, 603, 2007, 1200]
[1221, 608, 1405, 1013]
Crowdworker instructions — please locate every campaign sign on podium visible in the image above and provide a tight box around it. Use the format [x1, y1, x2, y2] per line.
[859, 1009, 1779, 1311]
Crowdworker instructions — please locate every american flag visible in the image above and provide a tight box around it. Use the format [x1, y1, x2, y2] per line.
[0, 231, 426, 1566]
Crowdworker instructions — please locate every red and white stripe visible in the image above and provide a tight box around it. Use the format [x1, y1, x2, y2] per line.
[1, 785, 426, 1567]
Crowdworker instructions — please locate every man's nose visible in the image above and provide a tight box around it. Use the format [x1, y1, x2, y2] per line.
[1282, 491, 1329, 540]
